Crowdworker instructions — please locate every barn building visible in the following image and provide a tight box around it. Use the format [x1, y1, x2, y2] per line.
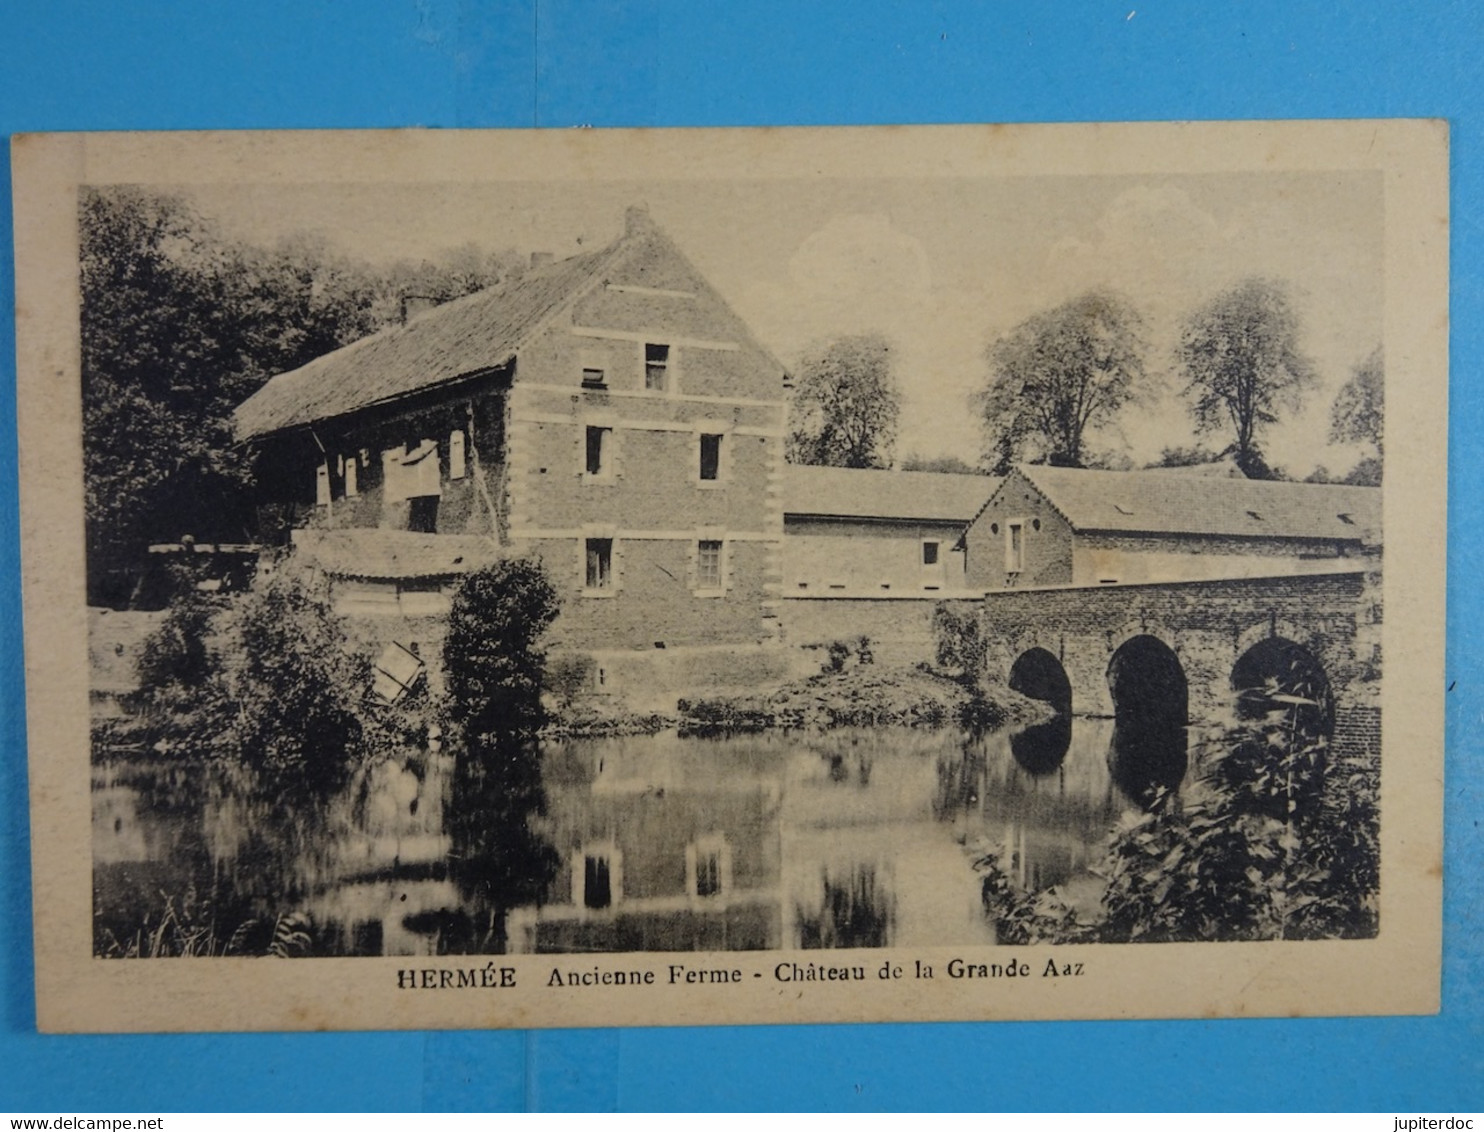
[781, 465, 997, 597]
[234, 206, 790, 674]
[960, 464, 1380, 591]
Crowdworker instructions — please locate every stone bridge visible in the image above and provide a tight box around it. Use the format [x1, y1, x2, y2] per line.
[979, 569, 1382, 766]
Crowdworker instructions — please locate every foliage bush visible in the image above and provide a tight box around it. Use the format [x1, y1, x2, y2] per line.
[978, 703, 1380, 944]
[444, 558, 561, 736]
[932, 603, 987, 677]
[134, 567, 380, 796]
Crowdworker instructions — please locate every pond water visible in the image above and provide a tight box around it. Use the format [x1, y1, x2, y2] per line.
[93, 716, 1187, 957]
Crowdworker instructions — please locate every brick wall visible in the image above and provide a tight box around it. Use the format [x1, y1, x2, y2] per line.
[782, 517, 970, 595]
[776, 595, 979, 667]
[962, 474, 1075, 589]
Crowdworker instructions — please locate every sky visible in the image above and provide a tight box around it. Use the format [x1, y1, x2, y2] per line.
[184, 169, 1384, 479]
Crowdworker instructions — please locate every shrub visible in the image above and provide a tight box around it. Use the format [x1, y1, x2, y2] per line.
[215, 570, 372, 794]
[976, 704, 1380, 944]
[444, 557, 561, 736]
[933, 603, 987, 676]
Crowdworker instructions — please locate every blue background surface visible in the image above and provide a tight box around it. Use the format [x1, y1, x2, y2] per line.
[1, 1, 1480, 1112]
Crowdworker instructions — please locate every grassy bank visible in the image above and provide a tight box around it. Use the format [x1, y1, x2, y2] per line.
[676, 662, 1053, 735]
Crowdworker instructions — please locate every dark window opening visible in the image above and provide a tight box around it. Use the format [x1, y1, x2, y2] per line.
[695, 851, 721, 898]
[699, 433, 722, 480]
[583, 855, 612, 909]
[585, 539, 613, 589]
[585, 426, 611, 476]
[407, 495, 439, 534]
[645, 343, 670, 391]
[582, 366, 606, 388]
[922, 541, 940, 566]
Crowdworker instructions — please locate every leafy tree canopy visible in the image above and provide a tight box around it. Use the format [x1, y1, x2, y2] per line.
[1328, 346, 1384, 485]
[1177, 277, 1317, 481]
[976, 289, 1147, 475]
[80, 186, 524, 606]
[786, 333, 902, 469]
[898, 453, 985, 474]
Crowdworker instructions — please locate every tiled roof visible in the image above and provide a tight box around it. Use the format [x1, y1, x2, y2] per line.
[290, 529, 503, 580]
[1014, 464, 1381, 541]
[234, 242, 626, 440]
[784, 464, 1000, 523]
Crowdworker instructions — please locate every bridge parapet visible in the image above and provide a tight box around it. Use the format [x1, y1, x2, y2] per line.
[979, 570, 1378, 733]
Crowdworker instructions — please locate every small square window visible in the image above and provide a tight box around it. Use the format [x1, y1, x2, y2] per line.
[699, 433, 722, 481]
[586, 538, 613, 590]
[645, 343, 670, 391]
[582, 366, 606, 388]
[585, 425, 612, 477]
[696, 540, 723, 591]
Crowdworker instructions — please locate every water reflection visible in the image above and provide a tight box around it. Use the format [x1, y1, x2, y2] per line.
[95, 716, 1194, 956]
[1009, 713, 1073, 776]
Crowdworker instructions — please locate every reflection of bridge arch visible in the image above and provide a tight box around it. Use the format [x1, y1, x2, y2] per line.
[1106, 635, 1189, 807]
[1232, 635, 1335, 741]
[1009, 646, 1072, 714]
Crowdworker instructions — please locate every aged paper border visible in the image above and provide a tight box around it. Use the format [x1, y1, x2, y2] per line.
[12, 122, 1447, 1033]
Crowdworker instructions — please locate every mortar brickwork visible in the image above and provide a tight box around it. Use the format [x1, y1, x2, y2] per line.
[978, 570, 1379, 764]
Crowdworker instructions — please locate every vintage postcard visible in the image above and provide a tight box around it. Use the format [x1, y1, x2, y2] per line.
[11, 122, 1447, 1032]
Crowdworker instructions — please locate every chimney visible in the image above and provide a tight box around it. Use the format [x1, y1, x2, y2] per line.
[529, 251, 554, 268]
[401, 295, 437, 324]
[624, 203, 653, 236]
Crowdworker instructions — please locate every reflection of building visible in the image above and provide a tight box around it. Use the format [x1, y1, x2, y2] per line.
[507, 737, 785, 952]
[961, 465, 1380, 590]
[235, 206, 790, 657]
[509, 730, 999, 953]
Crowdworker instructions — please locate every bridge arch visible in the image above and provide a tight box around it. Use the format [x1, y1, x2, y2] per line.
[1008, 647, 1074, 776]
[1009, 646, 1072, 714]
[1231, 635, 1335, 742]
[1106, 634, 1189, 807]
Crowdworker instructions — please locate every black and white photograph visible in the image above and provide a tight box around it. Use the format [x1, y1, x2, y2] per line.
[13, 123, 1446, 1031]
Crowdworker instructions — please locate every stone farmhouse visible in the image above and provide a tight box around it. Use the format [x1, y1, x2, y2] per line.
[960, 464, 1380, 591]
[234, 205, 793, 690]
[230, 203, 1382, 736]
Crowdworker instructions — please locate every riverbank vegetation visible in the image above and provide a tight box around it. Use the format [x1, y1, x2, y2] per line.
[676, 635, 1049, 735]
[975, 703, 1380, 944]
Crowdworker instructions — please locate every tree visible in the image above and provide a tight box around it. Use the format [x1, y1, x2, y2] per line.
[976, 290, 1146, 474]
[444, 558, 562, 736]
[80, 187, 522, 606]
[1329, 346, 1384, 486]
[899, 453, 984, 475]
[1177, 278, 1317, 481]
[786, 333, 901, 469]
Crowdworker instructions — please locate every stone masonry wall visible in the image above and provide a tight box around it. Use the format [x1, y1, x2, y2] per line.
[978, 571, 1371, 724]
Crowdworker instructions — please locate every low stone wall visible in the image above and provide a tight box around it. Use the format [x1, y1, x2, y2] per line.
[550, 642, 798, 713]
[775, 595, 978, 669]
